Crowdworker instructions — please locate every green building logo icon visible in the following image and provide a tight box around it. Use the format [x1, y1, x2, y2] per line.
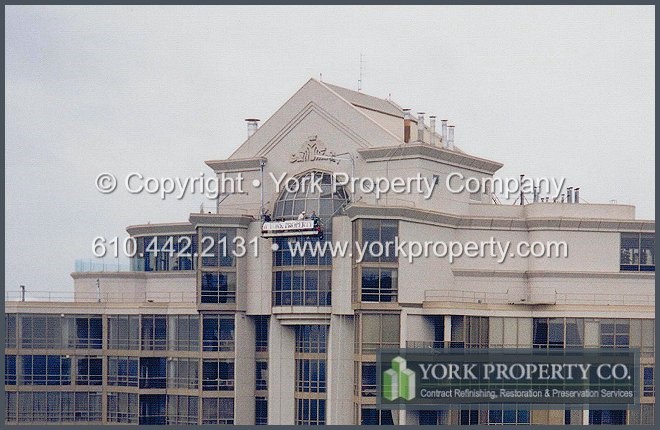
[383, 356, 416, 401]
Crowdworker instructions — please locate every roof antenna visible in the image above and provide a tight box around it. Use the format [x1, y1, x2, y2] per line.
[319, 72, 323, 82]
[358, 53, 364, 92]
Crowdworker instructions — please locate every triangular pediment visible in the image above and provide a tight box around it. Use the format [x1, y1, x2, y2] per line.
[229, 78, 402, 162]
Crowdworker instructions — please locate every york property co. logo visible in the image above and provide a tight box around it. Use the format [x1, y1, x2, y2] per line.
[383, 356, 416, 401]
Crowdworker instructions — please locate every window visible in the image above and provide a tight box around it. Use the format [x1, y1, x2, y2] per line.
[200, 228, 236, 268]
[295, 325, 327, 424]
[108, 356, 139, 386]
[643, 367, 655, 397]
[450, 316, 489, 348]
[295, 398, 326, 425]
[6, 391, 17, 422]
[141, 315, 167, 350]
[354, 219, 399, 303]
[107, 392, 138, 423]
[6, 314, 17, 348]
[202, 398, 234, 424]
[137, 235, 197, 272]
[600, 319, 630, 348]
[272, 268, 331, 306]
[5, 355, 16, 385]
[76, 356, 102, 385]
[21, 355, 71, 385]
[255, 316, 269, 352]
[460, 409, 480, 425]
[72, 392, 102, 422]
[360, 408, 393, 425]
[168, 315, 199, 351]
[271, 172, 346, 308]
[139, 394, 166, 425]
[167, 358, 199, 390]
[488, 407, 530, 425]
[139, 357, 167, 389]
[361, 362, 376, 397]
[202, 314, 235, 351]
[359, 314, 400, 354]
[166, 395, 198, 425]
[74, 315, 103, 348]
[202, 360, 234, 391]
[272, 171, 349, 221]
[360, 267, 398, 302]
[20, 314, 64, 349]
[620, 233, 655, 271]
[200, 272, 237, 304]
[589, 409, 627, 425]
[533, 318, 583, 348]
[295, 325, 328, 353]
[107, 315, 140, 350]
[358, 219, 398, 263]
[256, 360, 268, 391]
[419, 410, 448, 425]
[255, 397, 268, 425]
[296, 359, 326, 392]
[16, 391, 101, 423]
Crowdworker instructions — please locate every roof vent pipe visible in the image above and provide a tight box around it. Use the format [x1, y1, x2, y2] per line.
[533, 186, 539, 203]
[429, 116, 436, 146]
[245, 118, 260, 137]
[447, 125, 455, 150]
[417, 112, 425, 142]
[566, 187, 573, 204]
[574, 187, 580, 204]
[441, 120, 448, 148]
[403, 109, 411, 143]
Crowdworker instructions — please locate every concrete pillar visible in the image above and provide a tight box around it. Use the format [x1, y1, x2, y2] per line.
[267, 318, 295, 424]
[234, 313, 256, 424]
[444, 315, 452, 347]
[326, 315, 354, 424]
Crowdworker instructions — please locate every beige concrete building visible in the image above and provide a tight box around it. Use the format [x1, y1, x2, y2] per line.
[4, 79, 655, 425]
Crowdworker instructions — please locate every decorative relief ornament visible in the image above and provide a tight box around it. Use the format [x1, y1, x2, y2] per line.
[290, 135, 338, 163]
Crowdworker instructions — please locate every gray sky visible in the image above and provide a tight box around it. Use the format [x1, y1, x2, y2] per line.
[5, 5, 654, 295]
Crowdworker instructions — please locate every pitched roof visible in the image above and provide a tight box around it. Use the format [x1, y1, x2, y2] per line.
[321, 82, 403, 118]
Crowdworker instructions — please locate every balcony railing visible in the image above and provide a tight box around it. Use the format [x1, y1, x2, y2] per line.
[75, 259, 132, 273]
[424, 289, 655, 306]
[5, 290, 196, 303]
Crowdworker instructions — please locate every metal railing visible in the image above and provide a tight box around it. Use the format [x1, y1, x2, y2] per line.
[75, 259, 132, 273]
[5, 290, 197, 303]
[424, 289, 655, 306]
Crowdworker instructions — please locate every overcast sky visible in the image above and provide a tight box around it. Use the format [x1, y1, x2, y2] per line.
[5, 5, 654, 295]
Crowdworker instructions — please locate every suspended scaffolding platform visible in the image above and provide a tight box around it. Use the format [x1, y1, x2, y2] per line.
[261, 219, 323, 238]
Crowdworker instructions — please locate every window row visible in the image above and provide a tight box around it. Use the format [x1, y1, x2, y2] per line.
[9, 314, 102, 349]
[6, 392, 237, 425]
[272, 269, 331, 306]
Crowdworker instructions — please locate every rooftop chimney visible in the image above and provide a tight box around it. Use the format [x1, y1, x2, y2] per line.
[447, 125, 455, 150]
[245, 118, 260, 137]
[417, 112, 425, 142]
[441, 120, 448, 148]
[403, 109, 411, 143]
[429, 116, 436, 146]
[566, 187, 573, 204]
[574, 187, 580, 204]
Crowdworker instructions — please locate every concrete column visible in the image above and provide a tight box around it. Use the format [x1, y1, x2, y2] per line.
[326, 315, 354, 424]
[267, 318, 295, 424]
[444, 315, 452, 347]
[331, 216, 353, 315]
[234, 313, 256, 424]
[246, 221, 273, 315]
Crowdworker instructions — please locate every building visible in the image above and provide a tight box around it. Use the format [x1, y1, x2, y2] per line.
[4, 79, 655, 425]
